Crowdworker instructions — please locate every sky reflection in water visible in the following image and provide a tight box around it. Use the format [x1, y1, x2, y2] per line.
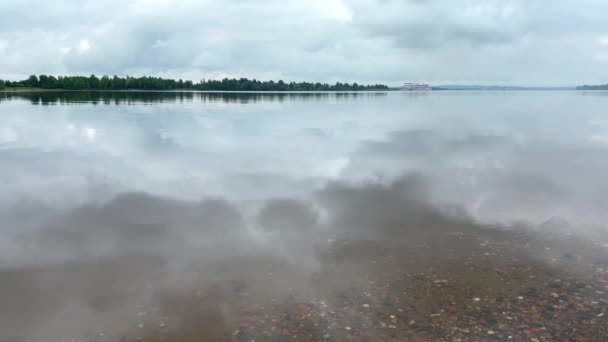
[2, 91, 608, 226]
[2, 91, 608, 340]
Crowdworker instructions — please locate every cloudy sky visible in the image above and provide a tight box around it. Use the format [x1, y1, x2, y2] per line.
[1, 0, 608, 86]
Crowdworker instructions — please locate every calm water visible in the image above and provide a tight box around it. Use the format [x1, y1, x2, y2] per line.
[2, 91, 608, 225]
[2, 90, 608, 340]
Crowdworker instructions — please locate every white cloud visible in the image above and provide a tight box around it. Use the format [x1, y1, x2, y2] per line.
[0, 0, 607, 85]
[594, 53, 608, 62]
[313, 0, 353, 22]
[84, 127, 97, 141]
[78, 39, 91, 54]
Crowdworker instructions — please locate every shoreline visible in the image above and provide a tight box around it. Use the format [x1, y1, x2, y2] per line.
[0, 87, 397, 93]
[3, 88, 597, 93]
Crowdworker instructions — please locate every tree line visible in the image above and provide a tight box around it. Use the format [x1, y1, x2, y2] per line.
[1, 75, 389, 91]
[576, 84, 608, 90]
[2, 91, 386, 106]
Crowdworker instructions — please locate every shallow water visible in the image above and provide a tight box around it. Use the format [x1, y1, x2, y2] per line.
[2, 90, 608, 224]
[1, 91, 608, 341]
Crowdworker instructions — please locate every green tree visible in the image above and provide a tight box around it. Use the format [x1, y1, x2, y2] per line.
[89, 74, 100, 89]
[25, 75, 40, 87]
[100, 75, 111, 89]
[8, 74, 389, 91]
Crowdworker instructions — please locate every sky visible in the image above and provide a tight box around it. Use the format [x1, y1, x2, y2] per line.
[1, 0, 608, 86]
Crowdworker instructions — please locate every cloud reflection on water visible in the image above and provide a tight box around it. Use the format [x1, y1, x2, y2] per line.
[1, 91, 608, 340]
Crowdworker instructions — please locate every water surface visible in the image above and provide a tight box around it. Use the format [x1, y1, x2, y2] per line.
[2, 90, 608, 224]
[1, 91, 608, 341]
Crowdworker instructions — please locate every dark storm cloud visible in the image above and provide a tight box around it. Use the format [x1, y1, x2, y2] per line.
[1, 0, 608, 84]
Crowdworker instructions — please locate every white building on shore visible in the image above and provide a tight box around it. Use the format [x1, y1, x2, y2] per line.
[401, 83, 432, 91]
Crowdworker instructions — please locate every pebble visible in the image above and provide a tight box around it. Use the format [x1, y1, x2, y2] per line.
[184, 231, 608, 341]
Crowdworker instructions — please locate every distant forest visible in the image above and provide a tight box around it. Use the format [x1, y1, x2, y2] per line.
[576, 84, 608, 90]
[0, 75, 389, 91]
